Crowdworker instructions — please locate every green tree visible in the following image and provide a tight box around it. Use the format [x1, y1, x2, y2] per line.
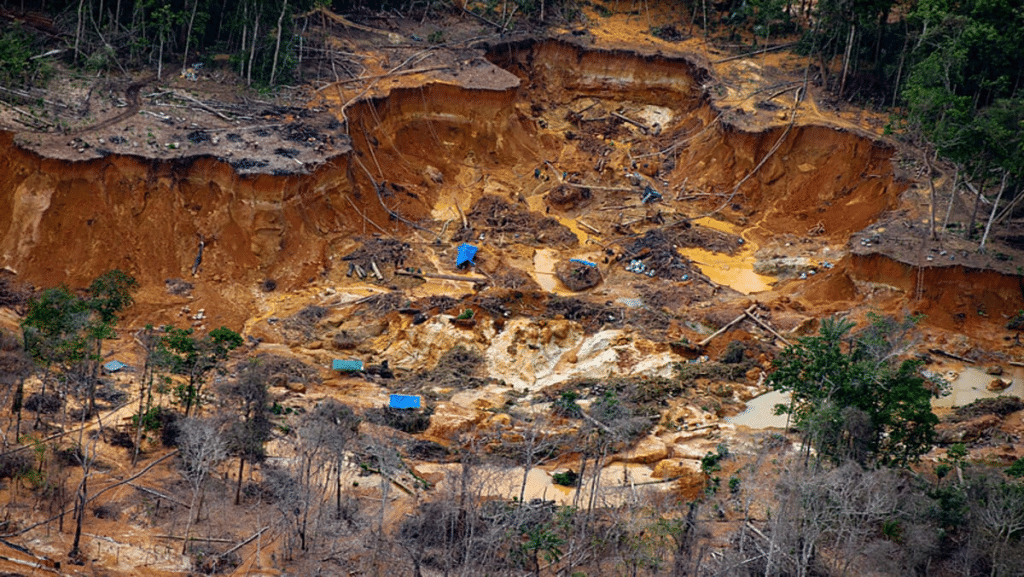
[769, 315, 939, 467]
[516, 523, 565, 577]
[903, 0, 1024, 230]
[21, 286, 92, 426]
[83, 270, 138, 415]
[162, 325, 243, 417]
[88, 270, 138, 324]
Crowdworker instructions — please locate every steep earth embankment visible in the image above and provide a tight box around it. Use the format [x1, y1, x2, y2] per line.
[0, 38, 1019, 347]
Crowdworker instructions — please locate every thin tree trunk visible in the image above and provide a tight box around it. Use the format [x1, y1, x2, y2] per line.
[942, 166, 960, 231]
[182, 490, 199, 554]
[112, 0, 121, 36]
[839, 23, 856, 98]
[157, 33, 164, 81]
[182, 0, 200, 75]
[336, 461, 342, 514]
[269, 0, 288, 86]
[131, 364, 148, 466]
[88, 338, 101, 417]
[13, 378, 24, 442]
[979, 171, 1009, 249]
[924, 149, 938, 239]
[891, 23, 909, 107]
[74, 0, 86, 62]
[70, 474, 86, 557]
[247, 13, 260, 86]
[966, 164, 987, 239]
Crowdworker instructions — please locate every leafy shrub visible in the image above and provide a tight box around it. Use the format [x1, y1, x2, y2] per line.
[24, 392, 61, 414]
[553, 390, 582, 417]
[364, 406, 433, 434]
[1006, 458, 1024, 478]
[0, 452, 33, 480]
[0, 23, 50, 90]
[552, 470, 578, 486]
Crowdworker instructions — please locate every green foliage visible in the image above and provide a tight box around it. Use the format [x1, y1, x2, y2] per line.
[21, 286, 92, 369]
[552, 469, 578, 486]
[553, 390, 582, 417]
[881, 518, 903, 541]
[161, 325, 243, 415]
[728, 475, 741, 494]
[0, 23, 51, 90]
[769, 315, 939, 467]
[1005, 457, 1024, 478]
[904, 0, 1024, 187]
[701, 444, 729, 474]
[457, 308, 475, 320]
[88, 269, 138, 324]
[132, 406, 165, 432]
[516, 523, 565, 573]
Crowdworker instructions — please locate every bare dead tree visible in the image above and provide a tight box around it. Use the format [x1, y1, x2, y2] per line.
[220, 358, 272, 506]
[177, 417, 226, 554]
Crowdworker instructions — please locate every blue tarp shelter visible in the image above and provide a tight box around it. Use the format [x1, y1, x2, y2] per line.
[456, 243, 478, 267]
[103, 360, 126, 373]
[332, 359, 364, 372]
[570, 258, 597, 268]
[389, 394, 421, 409]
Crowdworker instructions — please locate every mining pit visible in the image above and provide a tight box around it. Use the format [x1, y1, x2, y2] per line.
[1, 10, 1024, 576]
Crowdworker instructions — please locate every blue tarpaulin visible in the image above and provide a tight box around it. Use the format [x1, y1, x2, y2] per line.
[103, 360, 126, 373]
[332, 359, 364, 372]
[641, 185, 663, 204]
[456, 243, 478, 267]
[570, 258, 597, 268]
[389, 394, 421, 409]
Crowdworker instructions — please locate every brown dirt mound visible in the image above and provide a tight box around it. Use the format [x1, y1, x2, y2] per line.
[546, 295, 622, 332]
[545, 184, 593, 210]
[555, 260, 603, 291]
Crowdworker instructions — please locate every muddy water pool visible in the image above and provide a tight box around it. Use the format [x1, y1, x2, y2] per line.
[726, 390, 791, 429]
[679, 217, 776, 294]
[932, 365, 1024, 408]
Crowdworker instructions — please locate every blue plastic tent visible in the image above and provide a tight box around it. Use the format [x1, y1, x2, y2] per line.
[332, 359, 364, 372]
[389, 394, 421, 409]
[570, 258, 597, 268]
[103, 360, 126, 373]
[456, 243, 478, 267]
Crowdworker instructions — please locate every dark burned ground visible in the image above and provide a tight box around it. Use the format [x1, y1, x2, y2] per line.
[455, 195, 580, 248]
[342, 238, 413, 272]
[392, 345, 493, 401]
[8, 70, 350, 175]
[617, 228, 709, 283]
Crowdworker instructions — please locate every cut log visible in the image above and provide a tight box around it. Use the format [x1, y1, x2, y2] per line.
[744, 310, 792, 347]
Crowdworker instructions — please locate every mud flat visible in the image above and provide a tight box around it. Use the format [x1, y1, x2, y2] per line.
[933, 365, 1024, 408]
[726, 390, 791, 429]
